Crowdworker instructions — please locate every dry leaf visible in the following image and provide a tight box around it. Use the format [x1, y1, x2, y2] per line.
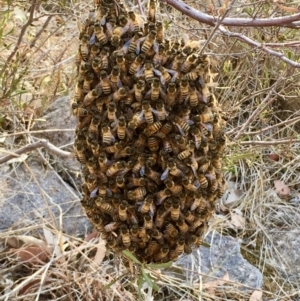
[6, 154, 28, 164]
[249, 290, 262, 301]
[88, 238, 106, 271]
[200, 272, 230, 290]
[13, 235, 51, 253]
[274, 180, 290, 197]
[268, 153, 280, 161]
[230, 211, 245, 229]
[85, 231, 99, 242]
[13, 246, 49, 263]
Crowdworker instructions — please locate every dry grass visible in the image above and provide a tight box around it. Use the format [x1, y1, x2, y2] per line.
[1, 0, 300, 300]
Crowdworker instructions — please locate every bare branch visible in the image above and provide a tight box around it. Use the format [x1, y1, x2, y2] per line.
[239, 139, 300, 146]
[234, 87, 279, 140]
[218, 26, 300, 68]
[0, 129, 75, 139]
[0, 0, 37, 74]
[0, 139, 72, 164]
[165, 0, 300, 28]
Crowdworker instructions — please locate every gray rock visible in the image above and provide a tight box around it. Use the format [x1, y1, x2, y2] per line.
[270, 228, 300, 281]
[0, 161, 92, 237]
[32, 96, 76, 149]
[171, 232, 263, 290]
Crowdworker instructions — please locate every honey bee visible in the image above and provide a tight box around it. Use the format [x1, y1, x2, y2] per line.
[154, 207, 167, 228]
[96, 197, 115, 216]
[129, 53, 145, 75]
[189, 126, 202, 149]
[171, 115, 190, 136]
[86, 156, 98, 174]
[164, 178, 183, 195]
[176, 219, 189, 234]
[156, 244, 169, 262]
[154, 65, 172, 86]
[198, 172, 208, 188]
[95, 98, 104, 113]
[178, 77, 189, 103]
[153, 44, 166, 66]
[168, 158, 185, 178]
[212, 158, 222, 172]
[134, 80, 146, 102]
[171, 198, 180, 221]
[99, 46, 110, 70]
[170, 52, 185, 72]
[141, 61, 154, 84]
[170, 235, 185, 260]
[165, 82, 177, 106]
[155, 21, 164, 44]
[109, 66, 122, 92]
[114, 146, 135, 159]
[128, 11, 142, 33]
[110, 23, 126, 47]
[105, 221, 120, 232]
[91, 57, 101, 75]
[190, 193, 204, 211]
[217, 178, 225, 198]
[143, 214, 153, 229]
[189, 215, 203, 231]
[119, 160, 135, 177]
[94, 21, 108, 45]
[182, 208, 195, 224]
[151, 229, 164, 244]
[147, 137, 159, 152]
[181, 53, 198, 73]
[118, 200, 128, 221]
[82, 86, 102, 107]
[83, 72, 95, 92]
[124, 32, 144, 54]
[105, 141, 124, 154]
[75, 141, 86, 164]
[155, 121, 172, 139]
[177, 140, 195, 160]
[147, 0, 157, 22]
[144, 166, 161, 185]
[146, 240, 159, 256]
[98, 70, 111, 95]
[188, 82, 200, 107]
[143, 121, 162, 137]
[186, 68, 201, 81]
[138, 194, 154, 214]
[120, 224, 131, 247]
[101, 125, 115, 145]
[116, 116, 126, 140]
[79, 34, 90, 61]
[127, 187, 147, 201]
[107, 102, 117, 124]
[182, 176, 200, 192]
[107, 235, 117, 249]
[162, 138, 172, 153]
[113, 53, 126, 75]
[156, 188, 172, 205]
[165, 223, 179, 238]
[73, 78, 84, 102]
[141, 30, 157, 54]
[133, 133, 147, 150]
[130, 224, 139, 237]
[132, 154, 146, 176]
[106, 160, 126, 176]
[138, 226, 150, 243]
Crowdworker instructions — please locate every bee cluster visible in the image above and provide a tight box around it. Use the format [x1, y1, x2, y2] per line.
[72, 0, 226, 263]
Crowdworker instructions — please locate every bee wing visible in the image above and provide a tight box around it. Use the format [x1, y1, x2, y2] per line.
[135, 66, 144, 77]
[122, 38, 132, 53]
[140, 165, 145, 177]
[175, 124, 186, 136]
[153, 41, 159, 53]
[90, 33, 96, 45]
[160, 167, 169, 181]
[202, 122, 213, 131]
[90, 187, 98, 197]
[122, 22, 131, 36]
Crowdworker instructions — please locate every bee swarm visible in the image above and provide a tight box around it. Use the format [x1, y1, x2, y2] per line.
[73, 0, 226, 263]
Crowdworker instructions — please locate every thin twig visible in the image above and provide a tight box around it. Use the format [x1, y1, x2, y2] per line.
[234, 85, 281, 140]
[29, 16, 53, 48]
[243, 115, 300, 136]
[218, 26, 300, 68]
[0, 0, 37, 74]
[0, 139, 72, 164]
[0, 129, 75, 139]
[165, 0, 300, 28]
[239, 139, 300, 146]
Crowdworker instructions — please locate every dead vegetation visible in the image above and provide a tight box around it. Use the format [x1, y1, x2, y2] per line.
[1, 0, 300, 300]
